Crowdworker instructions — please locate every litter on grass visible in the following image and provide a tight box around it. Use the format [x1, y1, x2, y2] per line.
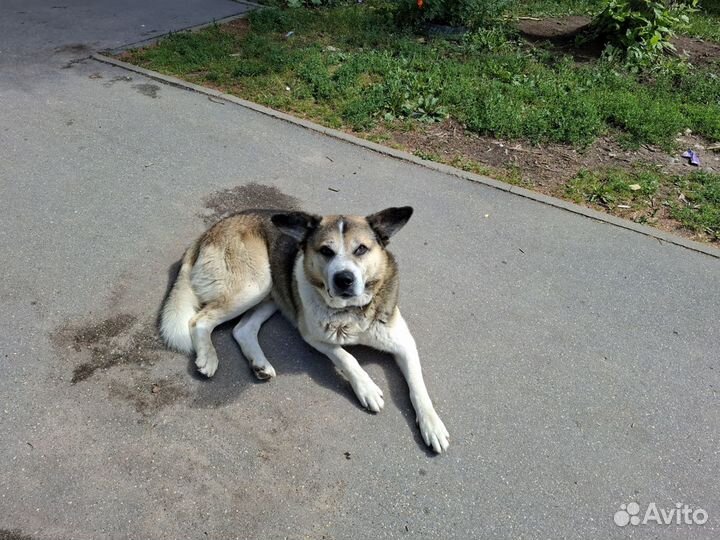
[682, 149, 701, 166]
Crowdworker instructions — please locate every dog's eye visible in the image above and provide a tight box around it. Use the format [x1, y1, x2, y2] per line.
[319, 246, 335, 257]
[354, 244, 368, 256]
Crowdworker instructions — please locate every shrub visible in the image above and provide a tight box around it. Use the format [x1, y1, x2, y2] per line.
[590, 0, 699, 65]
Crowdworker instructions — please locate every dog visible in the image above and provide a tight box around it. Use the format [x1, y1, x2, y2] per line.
[160, 206, 449, 453]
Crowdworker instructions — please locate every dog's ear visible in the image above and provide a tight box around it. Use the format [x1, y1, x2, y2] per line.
[271, 212, 321, 243]
[366, 206, 413, 246]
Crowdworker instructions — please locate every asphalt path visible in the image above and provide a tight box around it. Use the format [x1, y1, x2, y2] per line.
[1, 1, 719, 538]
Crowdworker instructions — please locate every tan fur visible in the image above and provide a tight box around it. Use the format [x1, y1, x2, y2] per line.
[160, 207, 450, 453]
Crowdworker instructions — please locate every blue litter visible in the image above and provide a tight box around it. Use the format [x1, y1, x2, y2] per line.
[682, 149, 701, 166]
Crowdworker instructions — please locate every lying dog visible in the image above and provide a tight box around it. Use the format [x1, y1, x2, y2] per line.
[160, 207, 449, 453]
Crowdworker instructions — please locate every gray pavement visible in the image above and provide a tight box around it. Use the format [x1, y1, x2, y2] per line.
[1, 2, 719, 539]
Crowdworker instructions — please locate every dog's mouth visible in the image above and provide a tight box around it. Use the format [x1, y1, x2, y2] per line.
[327, 287, 357, 300]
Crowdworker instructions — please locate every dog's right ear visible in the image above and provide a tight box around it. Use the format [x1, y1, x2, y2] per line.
[271, 212, 321, 243]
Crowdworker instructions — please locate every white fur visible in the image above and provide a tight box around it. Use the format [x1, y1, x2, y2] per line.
[160, 255, 199, 354]
[296, 256, 371, 344]
[233, 300, 278, 380]
[360, 309, 450, 453]
[294, 256, 449, 453]
[190, 279, 271, 377]
[325, 219, 365, 299]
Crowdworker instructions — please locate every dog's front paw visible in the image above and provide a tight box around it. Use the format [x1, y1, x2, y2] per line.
[352, 376, 384, 413]
[195, 352, 218, 378]
[252, 363, 276, 380]
[418, 410, 449, 454]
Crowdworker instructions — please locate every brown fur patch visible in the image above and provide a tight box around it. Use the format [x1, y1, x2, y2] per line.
[201, 213, 265, 248]
[307, 215, 375, 252]
[301, 214, 397, 321]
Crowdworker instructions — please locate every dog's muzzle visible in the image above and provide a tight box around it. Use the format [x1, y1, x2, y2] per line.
[333, 270, 356, 298]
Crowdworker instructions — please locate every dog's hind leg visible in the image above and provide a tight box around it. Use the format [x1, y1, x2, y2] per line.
[190, 284, 270, 377]
[232, 300, 278, 380]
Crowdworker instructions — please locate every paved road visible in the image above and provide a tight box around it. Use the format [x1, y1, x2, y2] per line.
[1, 2, 719, 539]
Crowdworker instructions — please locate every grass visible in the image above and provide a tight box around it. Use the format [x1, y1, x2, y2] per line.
[670, 171, 720, 238]
[565, 167, 720, 239]
[124, 4, 720, 149]
[121, 1, 720, 242]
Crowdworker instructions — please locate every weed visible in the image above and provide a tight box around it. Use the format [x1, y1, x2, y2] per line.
[671, 171, 720, 239]
[589, 0, 699, 66]
[565, 167, 660, 208]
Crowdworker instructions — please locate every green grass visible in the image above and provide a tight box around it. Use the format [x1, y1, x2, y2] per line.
[671, 171, 720, 239]
[565, 167, 661, 208]
[566, 167, 720, 239]
[124, 3, 720, 150]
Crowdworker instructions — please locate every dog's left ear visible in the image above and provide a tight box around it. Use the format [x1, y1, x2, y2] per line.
[271, 211, 321, 243]
[366, 206, 413, 246]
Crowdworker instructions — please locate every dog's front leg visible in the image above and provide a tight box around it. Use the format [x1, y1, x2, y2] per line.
[365, 309, 450, 453]
[305, 340, 385, 413]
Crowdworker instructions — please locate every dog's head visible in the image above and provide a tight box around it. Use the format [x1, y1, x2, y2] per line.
[272, 207, 412, 308]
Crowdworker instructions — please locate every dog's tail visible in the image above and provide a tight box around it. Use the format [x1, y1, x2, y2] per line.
[160, 241, 200, 354]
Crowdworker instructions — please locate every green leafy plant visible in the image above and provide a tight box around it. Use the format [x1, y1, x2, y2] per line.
[382, 69, 448, 122]
[590, 0, 699, 65]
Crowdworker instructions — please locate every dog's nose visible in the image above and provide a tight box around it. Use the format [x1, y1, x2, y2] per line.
[333, 270, 355, 291]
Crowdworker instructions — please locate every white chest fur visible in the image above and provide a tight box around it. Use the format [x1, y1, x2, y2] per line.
[295, 256, 373, 345]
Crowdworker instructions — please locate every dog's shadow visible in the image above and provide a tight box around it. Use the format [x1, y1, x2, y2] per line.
[163, 260, 433, 455]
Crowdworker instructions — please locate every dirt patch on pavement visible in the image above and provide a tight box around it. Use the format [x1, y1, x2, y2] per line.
[52, 313, 189, 415]
[65, 313, 138, 354]
[49, 184, 302, 414]
[109, 377, 190, 415]
[0, 530, 34, 540]
[201, 182, 301, 225]
[132, 83, 160, 98]
[54, 43, 91, 55]
[53, 314, 158, 383]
